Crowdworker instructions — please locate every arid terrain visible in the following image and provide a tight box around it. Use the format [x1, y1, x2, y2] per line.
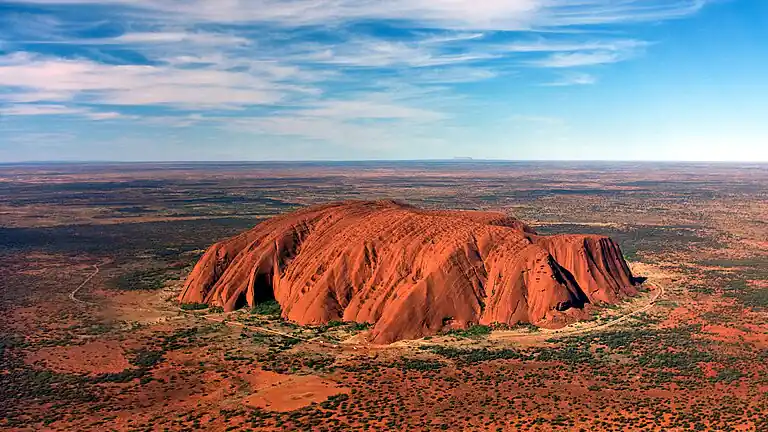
[1, 161, 767, 431]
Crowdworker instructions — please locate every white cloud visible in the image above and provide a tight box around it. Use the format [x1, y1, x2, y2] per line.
[3, 90, 74, 103]
[13, 0, 708, 29]
[528, 51, 625, 68]
[216, 93, 448, 148]
[1, 0, 712, 148]
[112, 31, 250, 46]
[86, 111, 124, 120]
[0, 103, 124, 119]
[306, 39, 498, 68]
[0, 52, 312, 109]
[501, 39, 648, 53]
[227, 114, 444, 152]
[543, 72, 598, 86]
[301, 99, 446, 122]
[518, 38, 648, 68]
[230, 116, 387, 145]
[406, 67, 499, 83]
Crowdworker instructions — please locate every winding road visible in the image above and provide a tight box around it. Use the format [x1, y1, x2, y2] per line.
[69, 262, 102, 306]
[492, 281, 665, 341]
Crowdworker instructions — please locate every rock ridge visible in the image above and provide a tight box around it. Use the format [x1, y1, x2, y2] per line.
[179, 200, 639, 343]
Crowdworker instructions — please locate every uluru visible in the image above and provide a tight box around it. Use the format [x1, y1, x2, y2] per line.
[179, 200, 640, 344]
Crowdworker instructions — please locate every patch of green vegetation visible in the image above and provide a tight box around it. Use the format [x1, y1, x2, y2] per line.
[712, 368, 745, 384]
[317, 320, 346, 332]
[260, 351, 336, 374]
[251, 300, 282, 317]
[251, 331, 303, 352]
[113, 268, 171, 291]
[180, 302, 209, 311]
[532, 343, 596, 366]
[83, 323, 115, 335]
[722, 279, 768, 310]
[512, 322, 540, 332]
[421, 346, 522, 364]
[90, 332, 191, 385]
[655, 299, 679, 308]
[637, 350, 713, 370]
[736, 289, 768, 309]
[160, 327, 203, 350]
[130, 349, 165, 368]
[349, 322, 372, 331]
[92, 368, 148, 384]
[319, 393, 349, 410]
[400, 358, 444, 371]
[698, 258, 768, 269]
[63, 321, 117, 336]
[556, 323, 730, 387]
[0, 335, 97, 422]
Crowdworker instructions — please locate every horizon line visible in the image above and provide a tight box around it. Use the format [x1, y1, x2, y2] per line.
[1, 159, 767, 165]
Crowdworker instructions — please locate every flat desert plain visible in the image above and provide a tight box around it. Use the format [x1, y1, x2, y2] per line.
[1, 161, 766, 431]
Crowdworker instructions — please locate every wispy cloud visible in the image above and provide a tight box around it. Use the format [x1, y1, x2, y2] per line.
[306, 39, 499, 68]
[111, 31, 250, 46]
[501, 39, 649, 53]
[301, 99, 446, 122]
[0, 52, 313, 109]
[0, 0, 712, 148]
[542, 72, 598, 86]
[529, 51, 625, 68]
[14, 0, 708, 29]
[0, 103, 125, 120]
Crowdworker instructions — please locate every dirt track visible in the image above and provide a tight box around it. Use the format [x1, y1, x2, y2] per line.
[69, 263, 101, 306]
[490, 281, 665, 341]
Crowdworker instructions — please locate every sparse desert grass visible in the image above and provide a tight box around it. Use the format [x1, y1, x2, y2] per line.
[1, 161, 766, 431]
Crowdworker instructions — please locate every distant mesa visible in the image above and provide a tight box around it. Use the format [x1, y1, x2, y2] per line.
[179, 201, 640, 344]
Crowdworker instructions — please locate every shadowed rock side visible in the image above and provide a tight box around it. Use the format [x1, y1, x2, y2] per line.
[179, 201, 639, 344]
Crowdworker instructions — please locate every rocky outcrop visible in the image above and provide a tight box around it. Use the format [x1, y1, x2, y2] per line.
[179, 201, 639, 343]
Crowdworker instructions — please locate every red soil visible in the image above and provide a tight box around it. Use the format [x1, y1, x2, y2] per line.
[243, 371, 349, 412]
[180, 201, 638, 343]
[24, 340, 130, 375]
[702, 324, 768, 349]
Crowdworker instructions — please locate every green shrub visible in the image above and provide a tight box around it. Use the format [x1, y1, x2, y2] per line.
[180, 302, 208, 311]
[712, 368, 745, 383]
[113, 269, 169, 291]
[131, 349, 164, 368]
[349, 322, 372, 331]
[251, 300, 282, 317]
[400, 358, 444, 371]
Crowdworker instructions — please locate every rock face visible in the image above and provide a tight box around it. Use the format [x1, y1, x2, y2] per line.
[179, 201, 639, 344]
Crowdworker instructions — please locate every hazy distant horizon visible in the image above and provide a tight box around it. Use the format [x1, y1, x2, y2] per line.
[3, 159, 767, 166]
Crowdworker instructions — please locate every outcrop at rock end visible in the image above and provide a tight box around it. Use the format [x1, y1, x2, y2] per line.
[179, 201, 639, 344]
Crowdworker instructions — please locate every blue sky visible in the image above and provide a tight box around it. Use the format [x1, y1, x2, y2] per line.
[0, 0, 765, 161]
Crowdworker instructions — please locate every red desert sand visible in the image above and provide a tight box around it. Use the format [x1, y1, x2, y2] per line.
[179, 201, 639, 343]
[243, 371, 349, 412]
